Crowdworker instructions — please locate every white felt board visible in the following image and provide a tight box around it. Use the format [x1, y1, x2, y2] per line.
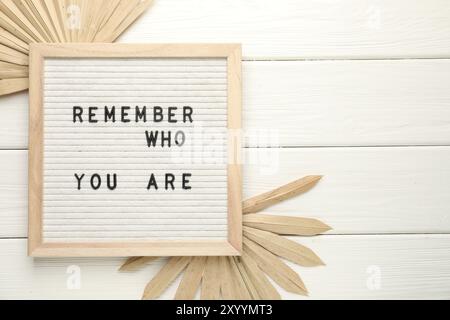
[42, 57, 228, 243]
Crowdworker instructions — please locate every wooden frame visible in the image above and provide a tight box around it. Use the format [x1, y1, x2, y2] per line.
[28, 43, 242, 257]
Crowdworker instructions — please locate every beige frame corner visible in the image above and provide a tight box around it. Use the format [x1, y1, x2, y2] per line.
[28, 43, 242, 257]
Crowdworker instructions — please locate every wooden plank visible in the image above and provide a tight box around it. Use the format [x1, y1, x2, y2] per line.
[0, 235, 449, 299]
[120, 0, 450, 59]
[2, 59, 450, 148]
[2, 146, 450, 237]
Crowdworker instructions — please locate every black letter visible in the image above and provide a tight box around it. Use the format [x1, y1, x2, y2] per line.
[183, 106, 193, 123]
[153, 106, 163, 122]
[165, 173, 175, 190]
[145, 130, 158, 147]
[88, 107, 98, 123]
[161, 131, 171, 147]
[174, 130, 185, 146]
[182, 173, 191, 190]
[106, 174, 117, 190]
[90, 174, 101, 190]
[73, 106, 83, 123]
[104, 106, 115, 122]
[147, 174, 158, 190]
[135, 106, 146, 122]
[74, 173, 85, 190]
[121, 106, 130, 123]
[168, 106, 177, 123]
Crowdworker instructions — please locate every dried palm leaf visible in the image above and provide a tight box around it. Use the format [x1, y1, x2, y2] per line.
[0, 62, 28, 79]
[244, 237, 308, 295]
[119, 256, 159, 272]
[227, 257, 252, 300]
[0, 0, 153, 96]
[14, 0, 56, 42]
[52, 0, 70, 42]
[244, 214, 331, 236]
[219, 257, 235, 299]
[0, 43, 29, 65]
[201, 256, 221, 300]
[0, 78, 28, 95]
[244, 226, 324, 267]
[232, 256, 260, 299]
[174, 256, 207, 300]
[77, 0, 105, 42]
[0, 27, 29, 54]
[0, 0, 47, 42]
[94, 0, 153, 42]
[17, 0, 56, 42]
[42, 0, 65, 42]
[0, 9, 35, 43]
[239, 252, 281, 300]
[243, 175, 322, 214]
[142, 256, 191, 300]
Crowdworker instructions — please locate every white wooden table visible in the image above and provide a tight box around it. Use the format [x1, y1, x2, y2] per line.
[1, 0, 450, 299]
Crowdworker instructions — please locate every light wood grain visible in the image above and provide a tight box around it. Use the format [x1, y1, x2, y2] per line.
[142, 256, 191, 300]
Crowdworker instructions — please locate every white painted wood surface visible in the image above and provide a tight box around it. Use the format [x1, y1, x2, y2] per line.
[2, 59, 450, 149]
[0, 0, 449, 299]
[2, 147, 450, 237]
[122, 0, 450, 59]
[1, 236, 449, 299]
